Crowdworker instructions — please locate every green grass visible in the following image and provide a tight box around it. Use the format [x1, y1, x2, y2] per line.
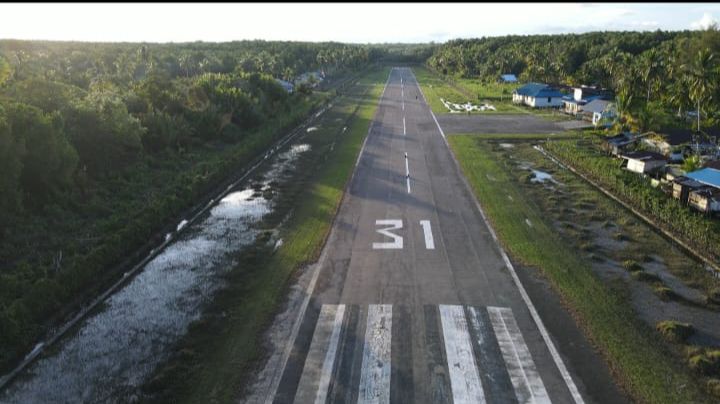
[140, 67, 389, 404]
[448, 134, 710, 404]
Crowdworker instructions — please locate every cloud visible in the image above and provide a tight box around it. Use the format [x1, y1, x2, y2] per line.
[691, 12, 719, 30]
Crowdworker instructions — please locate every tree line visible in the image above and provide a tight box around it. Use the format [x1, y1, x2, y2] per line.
[0, 39, 380, 371]
[428, 28, 720, 134]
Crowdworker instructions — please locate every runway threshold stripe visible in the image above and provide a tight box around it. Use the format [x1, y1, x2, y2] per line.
[358, 304, 392, 404]
[293, 304, 345, 404]
[439, 305, 486, 404]
[488, 307, 551, 404]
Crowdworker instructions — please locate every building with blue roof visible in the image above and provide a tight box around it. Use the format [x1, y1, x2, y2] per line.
[512, 82, 565, 108]
[500, 74, 518, 83]
[686, 167, 720, 189]
[684, 168, 720, 213]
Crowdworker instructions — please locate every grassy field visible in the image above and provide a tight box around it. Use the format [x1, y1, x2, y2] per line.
[414, 67, 537, 115]
[448, 135, 711, 404]
[140, 67, 389, 403]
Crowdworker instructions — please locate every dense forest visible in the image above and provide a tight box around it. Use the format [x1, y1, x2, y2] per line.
[428, 28, 720, 133]
[0, 39, 384, 371]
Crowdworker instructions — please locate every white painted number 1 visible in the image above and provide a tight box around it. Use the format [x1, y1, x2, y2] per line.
[372, 220, 403, 249]
[420, 220, 435, 249]
[372, 220, 435, 250]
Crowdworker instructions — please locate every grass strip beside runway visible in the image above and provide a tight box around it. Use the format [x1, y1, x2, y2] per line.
[139, 67, 390, 403]
[448, 135, 710, 404]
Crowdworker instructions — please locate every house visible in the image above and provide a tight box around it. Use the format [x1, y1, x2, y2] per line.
[672, 176, 705, 203]
[512, 83, 564, 108]
[562, 86, 612, 115]
[682, 167, 720, 213]
[642, 129, 701, 160]
[602, 132, 639, 156]
[688, 187, 720, 214]
[275, 78, 294, 93]
[500, 74, 518, 83]
[582, 99, 616, 127]
[620, 151, 667, 175]
[704, 160, 720, 170]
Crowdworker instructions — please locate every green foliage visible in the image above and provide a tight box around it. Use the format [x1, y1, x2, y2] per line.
[0, 39, 376, 373]
[682, 154, 702, 173]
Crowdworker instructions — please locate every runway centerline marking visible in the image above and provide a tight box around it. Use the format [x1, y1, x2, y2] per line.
[403, 116, 406, 135]
[404, 152, 411, 194]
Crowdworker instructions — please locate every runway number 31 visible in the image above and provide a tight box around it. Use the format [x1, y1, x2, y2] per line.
[372, 219, 435, 250]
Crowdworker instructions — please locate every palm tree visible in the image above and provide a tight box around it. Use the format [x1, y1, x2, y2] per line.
[684, 48, 718, 132]
[639, 48, 662, 102]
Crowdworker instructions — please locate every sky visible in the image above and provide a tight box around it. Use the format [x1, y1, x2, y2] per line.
[0, 3, 719, 44]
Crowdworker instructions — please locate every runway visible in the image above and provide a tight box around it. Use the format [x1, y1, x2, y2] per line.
[257, 67, 617, 404]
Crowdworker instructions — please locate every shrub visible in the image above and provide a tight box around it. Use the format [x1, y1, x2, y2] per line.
[707, 379, 720, 399]
[653, 285, 677, 301]
[707, 288, 720, 305]
[688, 350, 720, 376]
[623, 259, 643, 272]
[656, 320, 694, 343]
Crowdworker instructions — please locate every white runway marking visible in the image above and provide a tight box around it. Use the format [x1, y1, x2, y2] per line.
[403, 116, 406, 135]
[420, 220, 435, 249]
[373, 220, 403, 249]
[315, 305, 346, 404]
[294, 304, 346, 404]
[488, 307, 551, 404]
[439, 305, 486, 404]
[405, 153, 411, 194]
[358, 305, 393, 404]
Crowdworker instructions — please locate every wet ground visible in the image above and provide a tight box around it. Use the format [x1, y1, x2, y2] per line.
[487, 140, 720, 349]
[0, 143, 312, 404]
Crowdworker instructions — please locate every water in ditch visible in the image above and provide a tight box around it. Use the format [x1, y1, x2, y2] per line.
[0, 143, 311, 404]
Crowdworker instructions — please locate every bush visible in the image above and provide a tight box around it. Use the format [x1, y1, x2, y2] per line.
[707, 288, 720, 305]
[622, 259, 643, 272]
[688, 350, 720, 376]
[653, 285, 677, 301]
[656, 320, 694, 343]
[707, 379, 720, 399]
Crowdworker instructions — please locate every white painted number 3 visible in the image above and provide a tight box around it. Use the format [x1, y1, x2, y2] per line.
[372, 220, 435, 250]
[372, 220, 403, 249]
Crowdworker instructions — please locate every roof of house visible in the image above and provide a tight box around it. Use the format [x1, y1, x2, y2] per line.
[672, 176, 705, 188]
[583, 99, 613, 114]
[657, 127, 720, 145]
[501, 74, 518, 82]
[513, 82, 564, 98]
[689, 187, 720, 199]
[703, 160, 720, 170]
[604, 133, 637, 146]
[620, 151, 667, 162]
[686, 167, 720, 188]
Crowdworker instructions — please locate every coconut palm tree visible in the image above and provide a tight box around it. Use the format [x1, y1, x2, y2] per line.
[684, 48, 718, 132]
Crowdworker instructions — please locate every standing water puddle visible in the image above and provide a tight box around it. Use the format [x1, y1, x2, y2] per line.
[0, 144, 311, 403]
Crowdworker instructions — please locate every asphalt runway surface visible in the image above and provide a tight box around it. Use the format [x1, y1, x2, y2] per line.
[252, 68, 627, 404]
[436, 114, 565, 134]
